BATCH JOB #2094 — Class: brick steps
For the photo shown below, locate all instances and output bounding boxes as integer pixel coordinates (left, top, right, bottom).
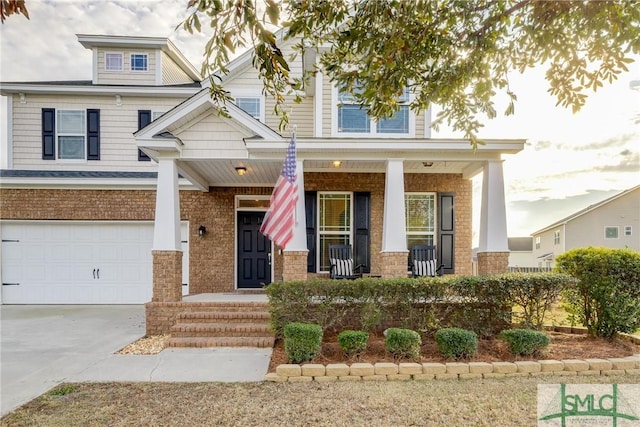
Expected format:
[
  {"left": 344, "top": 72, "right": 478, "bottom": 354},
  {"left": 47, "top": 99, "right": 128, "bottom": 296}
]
[{"left": 168, "top": 301, "right": 274, "bottom": 348}]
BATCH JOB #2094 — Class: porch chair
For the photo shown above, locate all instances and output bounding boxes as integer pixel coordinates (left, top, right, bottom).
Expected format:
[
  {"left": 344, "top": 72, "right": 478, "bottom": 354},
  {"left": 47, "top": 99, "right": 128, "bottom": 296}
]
[
  {"left": 328, "top": 244, "right": 364, "bottom": 280},
  {"left": 411, "top": 245, "right": 445, "bottom": 277}
]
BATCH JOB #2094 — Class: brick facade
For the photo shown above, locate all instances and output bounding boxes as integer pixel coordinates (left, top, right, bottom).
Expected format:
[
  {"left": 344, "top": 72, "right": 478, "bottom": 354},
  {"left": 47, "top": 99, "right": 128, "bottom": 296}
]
[
  {"left": 152, "top": 250, "right": 183, "bottom": 302},
  {"left": 379, "top": 252, "right": 410, "bottom": 278},
  {"left": 282, "top": 250, "right": 309, "bottom": 281},
  {"left": 477, "top": 252, "right": 510, "bottom": 275},
  {"left": 0, "top": 171, "right": 473, "bottom": 294}
]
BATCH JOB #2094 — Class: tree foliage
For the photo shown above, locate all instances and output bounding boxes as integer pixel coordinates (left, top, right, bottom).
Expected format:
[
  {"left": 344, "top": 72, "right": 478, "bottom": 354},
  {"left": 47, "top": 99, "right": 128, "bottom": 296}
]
[
  {"left": 1, "top": 0, "right": 28, "bottom": 23},
  {"left": 182, "top": 0, "right": 639, "bottom": 145}
]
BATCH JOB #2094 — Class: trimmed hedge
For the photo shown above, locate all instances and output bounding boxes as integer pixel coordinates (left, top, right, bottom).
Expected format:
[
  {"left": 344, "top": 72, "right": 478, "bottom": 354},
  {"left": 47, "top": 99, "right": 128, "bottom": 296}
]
[
  {"left": 434, "top": 327, "right": 478, "bottom": 359},
  {"left": 266, "top": 273, "right": 575, "bottom": 338},
  {"left": 283, "top": 322, "right": 323, "bottom": 363},
  {"left": 498, "top": 329, "right": 550, "bottom": 356},
  {"left": 385, "top": 328, "right": 421, "bottom": 359},
  {"left": 337, "top": 330, "right": 369, "bottom": 356}
]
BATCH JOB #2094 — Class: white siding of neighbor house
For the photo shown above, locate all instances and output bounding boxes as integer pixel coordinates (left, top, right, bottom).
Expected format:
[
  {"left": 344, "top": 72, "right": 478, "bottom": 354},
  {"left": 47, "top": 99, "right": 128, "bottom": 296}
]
[
  {"left": 161, "top": 52, "right": 195, "bottom": 85},
  {"left": 176, "top": 111, "right": 250, "bottom": 158},
  {"left": 9, "top": 94, "right": 186, "bottom": 170},
  {"left": 96, "top": 48, "right": 156, "bottom": 86},
  {"left": 508, "top": 251, "right": 538, "bottom": 268},
  {"left": 565, "top": 188, "right": 640, "bottom": 251},
  {"left": 532, "top": 227, "right": 563, "bottom": 268}
]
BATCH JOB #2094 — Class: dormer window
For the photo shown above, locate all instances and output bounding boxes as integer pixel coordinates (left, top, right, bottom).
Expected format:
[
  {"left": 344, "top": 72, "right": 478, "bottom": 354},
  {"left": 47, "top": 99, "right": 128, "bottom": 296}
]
[
  {"left": 130, "top": 54, "right": 148, "bottom": 71},
  {"left": 334, "top": 84, "right": 413, "bottom": 137},
  {"left": 105, "top": 53, "right": 123, "bottom": 71}
]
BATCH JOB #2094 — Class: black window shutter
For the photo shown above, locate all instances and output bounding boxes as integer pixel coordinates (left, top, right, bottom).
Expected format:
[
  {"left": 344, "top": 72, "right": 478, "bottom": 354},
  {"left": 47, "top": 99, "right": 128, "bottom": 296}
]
[
  {"left": 305, "top": 191, "right": 317, "bottom": 273},
  {"left": 86, "top": 109, "right": 100, "bottom": 160},
  {"left": 42, "top": 108, "right": 55, "bottom": 160},
  {"left": 353, "top": 192, "right": 371, "bottom": 273},
  {"left": 438, "top": 192, "right": 455, "bottom": 274},
  {"left": 137, "top": 110, "right": 152, "bottom": 161}
]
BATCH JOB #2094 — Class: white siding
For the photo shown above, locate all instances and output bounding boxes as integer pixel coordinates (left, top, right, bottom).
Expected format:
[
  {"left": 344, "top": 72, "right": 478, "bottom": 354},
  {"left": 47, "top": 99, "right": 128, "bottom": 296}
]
[
  {"left": 96, "top": 48, "right": 156, "bottom": 86},
  {"left": 10, "top": 94, "right": 185, "bottom": 170},
  {"left": 161, "top": 52, "right": 195, "bottom": 85},
  {"left": 177, "top": 112, "right": 249, "bottom": 158}
]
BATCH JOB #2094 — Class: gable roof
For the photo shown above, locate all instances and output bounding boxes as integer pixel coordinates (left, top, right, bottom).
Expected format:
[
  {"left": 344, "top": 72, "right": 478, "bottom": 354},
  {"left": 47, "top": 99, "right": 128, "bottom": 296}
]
[{"left": 532, "top": 185, "right": 640, "bottom": 235}]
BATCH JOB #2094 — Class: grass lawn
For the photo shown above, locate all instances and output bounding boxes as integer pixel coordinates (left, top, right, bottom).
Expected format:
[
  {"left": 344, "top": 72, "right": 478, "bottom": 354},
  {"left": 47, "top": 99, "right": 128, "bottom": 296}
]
[{"left": 2, "top": 374, "right": 638, "bottom": 427}]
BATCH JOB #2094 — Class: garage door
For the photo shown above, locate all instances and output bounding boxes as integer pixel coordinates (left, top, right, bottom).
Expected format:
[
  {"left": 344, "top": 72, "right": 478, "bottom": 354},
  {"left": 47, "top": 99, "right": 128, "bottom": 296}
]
[{"left": 1, "top": 221, "right": 188, "bottom": 304}]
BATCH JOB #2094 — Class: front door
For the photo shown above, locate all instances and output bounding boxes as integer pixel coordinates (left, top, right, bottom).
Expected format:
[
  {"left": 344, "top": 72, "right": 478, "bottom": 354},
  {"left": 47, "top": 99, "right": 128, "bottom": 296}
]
[{"left": 237, "top": 212, "right": 272, "bottom": 288}]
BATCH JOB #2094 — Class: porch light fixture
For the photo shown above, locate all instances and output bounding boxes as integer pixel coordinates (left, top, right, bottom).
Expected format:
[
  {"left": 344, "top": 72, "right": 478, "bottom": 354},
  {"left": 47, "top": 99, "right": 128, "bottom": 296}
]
[
  {"left": 235, "top": 167, "right": 247, "bottom": 176},
  {"left": 423, "top": 162, "right": 434, "bottom": 167},
  {"left": 198, "top": 225, "right": 207, "bottom": 237},
  {"left": 332, "top": 160, "right": 342, "bottom": 168}
]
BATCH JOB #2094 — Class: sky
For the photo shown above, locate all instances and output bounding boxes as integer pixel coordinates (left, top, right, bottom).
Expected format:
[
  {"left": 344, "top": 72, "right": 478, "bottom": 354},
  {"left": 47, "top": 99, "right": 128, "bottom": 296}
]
[{"left": 1, "top": 0, "right": 639, "bottom": 241}]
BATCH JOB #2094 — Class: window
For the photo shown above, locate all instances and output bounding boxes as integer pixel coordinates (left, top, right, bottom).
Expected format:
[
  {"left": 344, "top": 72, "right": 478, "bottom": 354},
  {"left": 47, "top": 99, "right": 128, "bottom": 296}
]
[
  {"left": 625, "top": 226, "right": 632, "bottom": 236},
  {"left": 236, "top": 97, "right": 262, "bottom": 120},
  {"left": 405, "top": 193, "right": 436, "bottom": 249},
  {"left": 130, "top": 54, "right": 148, "bottom": 71},
  {"left": 605, "top": 226, "right": 619, "bottom": 239},
  {"left": 535, "top": 236, "right": 541, "bottom": 249},
  {"left": 336, "top": 84, "right": 410, "bottom": 135},
  {"left": 318, "top": 193, "right": 352, "bottom": 272},
  {"left": 105, "top": 53, "right": 123, "bottom": 71},
  {"left": 553, "top": 230, "right": 560, "bottom": 245},
  {"left": 57, "top": 110, "right": 86, "bottom": 160}
]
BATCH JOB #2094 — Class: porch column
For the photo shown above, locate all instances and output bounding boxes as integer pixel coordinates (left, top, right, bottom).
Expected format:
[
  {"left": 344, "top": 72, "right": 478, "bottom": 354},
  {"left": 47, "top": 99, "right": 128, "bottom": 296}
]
[
  {"left": 152, "top": 157, "right": 182, "bottom": 302},
  {"left": 477, "top": 160, "right": 509, "bottom": 275},
  {"left": 282, "top": 159, "right": 308, "bottom": 281},
  {"left": 380, "top": 159, "right": 409, "bottom": 278}
]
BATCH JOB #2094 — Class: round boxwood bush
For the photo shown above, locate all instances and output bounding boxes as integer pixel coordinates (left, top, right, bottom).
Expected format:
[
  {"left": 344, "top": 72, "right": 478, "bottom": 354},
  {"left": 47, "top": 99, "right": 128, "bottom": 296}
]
[
  {"left": 338, "top": 330, "right": 369, "bottom": 356},
  {"left": 434, "top": 327, "right": 478, "bottom": 359},
  {"left": 498, "top": 328, "right": 551, "bottom": 356},
  {"left": 384, "top": 328, "right": 422, "bottom": 359},
  {"left": 283, "top": 322, "right": 323, "bottom": 363}
]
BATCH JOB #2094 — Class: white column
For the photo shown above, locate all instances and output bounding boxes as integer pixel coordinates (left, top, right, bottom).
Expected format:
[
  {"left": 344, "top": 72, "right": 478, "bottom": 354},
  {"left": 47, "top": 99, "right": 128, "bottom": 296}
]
[
  {"left": 284, "top": 159, "right": 308, "bottom": 252},
  {"left": 153, "top": 157, "right": 181, "bottom": 251},
  {"left": 381, "top": 159, "right": 408, "bottom": 252},
  {"left": 478, "top": 160, "right": 509, "bottom": 252}
]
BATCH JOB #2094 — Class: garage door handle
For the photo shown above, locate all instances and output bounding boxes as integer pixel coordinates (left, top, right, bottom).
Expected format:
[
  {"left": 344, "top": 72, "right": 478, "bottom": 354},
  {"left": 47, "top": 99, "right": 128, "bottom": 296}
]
[
  {"left": 96, "top": 269, "right": 100, "bottom": 279},
  {"left": 93, "top": 269, "right": 96, "bottom": 279},
  {"left": 2, "top": 283, "right": 20, "bottom": 286}
]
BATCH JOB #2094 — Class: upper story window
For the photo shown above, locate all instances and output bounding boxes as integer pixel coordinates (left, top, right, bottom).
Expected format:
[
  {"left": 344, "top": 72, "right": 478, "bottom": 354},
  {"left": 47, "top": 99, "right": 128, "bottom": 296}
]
[
  {"left": 57, "top": 110, "right": 85, "bottom": 160},
  {"left": 130, "top": 54, "right": 148, "bottom": 71},
  {"left": 535, "top": 236, "right": 541, "bottom": 249},
  {"left": 625, "top": 226, "right": 632, "bottom": 236},
  {"left": 236, "top": 97, "right": 263, "bottom": 121},
  {"left": 42, "top": 108, "right": 100, "bottom": 162},
  {"left": 553, "top": 230, "right": 560, "bottom": 245},
  {"left": 605, "top": 226, "right": 619, "bottom": 239},
  {"left": 335, "top": 84, "right": 412, "bottom": 137},
  {"left": 105, "top": 53, "right": 123, "bottom": 71}
]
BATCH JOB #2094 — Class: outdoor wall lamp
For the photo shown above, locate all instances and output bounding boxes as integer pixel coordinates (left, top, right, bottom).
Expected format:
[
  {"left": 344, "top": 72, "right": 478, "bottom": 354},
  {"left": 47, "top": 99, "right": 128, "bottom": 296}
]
[
  {"left": 423, "top": 161, "right": 434, "bottom": 167},
  {"left": 235, "top": 167, "right": 247, "bottom": 176},
  {"left": 332, "top": 160, "right": 342, "bottom": 168},
  {"left": 198, "top": 225, "right": 207, "bottom": 237}
]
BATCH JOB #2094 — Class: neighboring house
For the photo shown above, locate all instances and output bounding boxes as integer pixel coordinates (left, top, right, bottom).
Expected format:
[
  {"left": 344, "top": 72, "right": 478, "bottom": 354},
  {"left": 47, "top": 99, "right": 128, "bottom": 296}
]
[
  {"left": 507, "top": 237, "right": 537, "bottom": 269},
  {"left": 531, "top": 185, "right": 640, "bottom": 268},
  {"left": 0, "top": 33, "right": 524, "bottom": 307}
]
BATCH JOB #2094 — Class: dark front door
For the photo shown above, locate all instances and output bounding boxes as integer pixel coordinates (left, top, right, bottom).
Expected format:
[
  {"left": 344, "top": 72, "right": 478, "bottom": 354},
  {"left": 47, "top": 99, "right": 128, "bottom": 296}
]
[{"left": 237, "top": 212, "right": 272, "bottom": 288}]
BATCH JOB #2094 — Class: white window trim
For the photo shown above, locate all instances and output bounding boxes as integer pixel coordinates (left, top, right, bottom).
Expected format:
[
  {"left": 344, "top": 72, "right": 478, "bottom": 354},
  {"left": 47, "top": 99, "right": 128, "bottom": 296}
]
[
  {"left": 624, "top": 226, "right": 633, "bottom": 236},
  {"left": 405, "top": 192, "right": 437, "bottom": 241},
  {"left": 331, "top": 84, "right": 415, "bottom": 138},
  {"left": 553, "top": 230, "right": 560, "bottom": 245},
  {"left": 130, "top": 53, "right": 148, "bottom": 72},
  {"left": 604, "top": 226, "right": 619, "bottom": 239},
  {"left": 535, "top": 236, "right": 541, "bottom": 249},
  {"left": 56, "top": 109, "right": 87, "bottom": 163},
  {"left": 317, "top": 191, "right": 353, "bottom": 273},
  {"left": 105, "top": 52, "right": 123, "bottom": 72},
  {"left": 232, "top": 91, "right": 265, "bottom": 123}
]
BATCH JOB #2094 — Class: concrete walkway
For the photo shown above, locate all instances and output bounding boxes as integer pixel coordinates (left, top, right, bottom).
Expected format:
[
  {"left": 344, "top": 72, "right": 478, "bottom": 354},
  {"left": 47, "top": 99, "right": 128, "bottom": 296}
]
[{"left": 0, "top": 305, "right": 272, "bottom": 416}]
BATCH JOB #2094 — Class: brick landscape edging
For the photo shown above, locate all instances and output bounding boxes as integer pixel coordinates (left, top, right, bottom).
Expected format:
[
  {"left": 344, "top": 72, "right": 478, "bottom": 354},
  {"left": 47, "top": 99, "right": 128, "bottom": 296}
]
[{"left": 265, "top": 355, "right": 640, "bottom": 382}]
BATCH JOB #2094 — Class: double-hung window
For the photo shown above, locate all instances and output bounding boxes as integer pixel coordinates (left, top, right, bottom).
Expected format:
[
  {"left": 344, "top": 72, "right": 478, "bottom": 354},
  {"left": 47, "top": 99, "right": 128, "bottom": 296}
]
[
  {"left": 553, "top": 230, "right": 560, "bottom": 245},
  {"left": 318, "top": 192, "right": 352, "bottom": 272},
  {"left": 42, "top": 108, "right": 100, "bottom": 161},
  {"left": 130, "top": 54, "right": 148, "bottom": 71},
  {"left": 405, "top": 193, "right": 436, "bottom": 249},
  {"left": 57, "top": 110, "right": 86, "bottom": 160}
]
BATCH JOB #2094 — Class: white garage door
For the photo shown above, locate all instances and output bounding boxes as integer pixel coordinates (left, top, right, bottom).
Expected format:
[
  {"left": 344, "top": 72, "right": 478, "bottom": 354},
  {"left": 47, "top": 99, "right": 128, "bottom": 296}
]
[{"left": 1, "top": 221, "right": 189, "bottom": 304}]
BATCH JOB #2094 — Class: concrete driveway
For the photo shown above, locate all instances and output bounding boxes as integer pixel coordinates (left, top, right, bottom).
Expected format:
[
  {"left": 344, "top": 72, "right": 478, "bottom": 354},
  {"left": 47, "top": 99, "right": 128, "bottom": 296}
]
[{"left": 0, "top": 305, "right": 271, "bottom": 416}]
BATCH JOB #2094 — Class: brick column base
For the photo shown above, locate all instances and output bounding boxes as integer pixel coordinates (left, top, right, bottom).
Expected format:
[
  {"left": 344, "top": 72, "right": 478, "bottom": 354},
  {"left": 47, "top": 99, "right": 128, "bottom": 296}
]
[
  {"left": 379, "top": 251, "right": 409, "bottom": 279},
  {"left": 282, "top": 250, "right": 308, "bottom": 281},
  {"left": 152, "top": 250, "right": 182, "bottom": 302},
  {"left": 477, "top": 251, "right": 509, "bottom": 275}
]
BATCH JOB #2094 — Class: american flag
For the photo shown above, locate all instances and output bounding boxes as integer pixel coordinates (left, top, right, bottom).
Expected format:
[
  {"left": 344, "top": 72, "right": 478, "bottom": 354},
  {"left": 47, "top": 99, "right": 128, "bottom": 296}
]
[{"left": 260, "top": 133, "right": 298, "bottom": 249}]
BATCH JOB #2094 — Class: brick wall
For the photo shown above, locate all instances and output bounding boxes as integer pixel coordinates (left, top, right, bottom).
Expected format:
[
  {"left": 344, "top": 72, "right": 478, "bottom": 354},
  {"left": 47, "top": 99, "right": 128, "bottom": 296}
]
[{"left": 0, "top": 172, "right": 472, "bottom": 295}]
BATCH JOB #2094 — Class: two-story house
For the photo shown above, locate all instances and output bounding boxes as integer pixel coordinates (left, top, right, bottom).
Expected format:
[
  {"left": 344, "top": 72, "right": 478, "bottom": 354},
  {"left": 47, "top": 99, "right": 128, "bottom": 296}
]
[
  {"left": 531, "top": 185, "right": 640, "bottom": 268},
  {"left": 1, "top": 34, "right": 524, "bottom": 310}
]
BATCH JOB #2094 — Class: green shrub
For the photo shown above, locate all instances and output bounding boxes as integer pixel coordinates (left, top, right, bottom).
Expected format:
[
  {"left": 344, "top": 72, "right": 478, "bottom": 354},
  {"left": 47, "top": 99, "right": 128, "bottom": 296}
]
[
  {"left": 556, "top": 247, "right": 640, "bottom": 338},
  {"left": 498, "top": 329, "right": 551, "bottom": 356},
  {"left": 283, "top": 322, "right": 323, "bottom": 363},
  {"left": 384, "top": 328, "right": 422, "bottom": 359},
  {"left": 337, "top": 330, "right": 369, "bottom": 356},
  {"left": 434, "top": 328, "right": 478, "bottom": 359},
  {"left": 507, "top": 273, "right": 574, "bottom": 329}
]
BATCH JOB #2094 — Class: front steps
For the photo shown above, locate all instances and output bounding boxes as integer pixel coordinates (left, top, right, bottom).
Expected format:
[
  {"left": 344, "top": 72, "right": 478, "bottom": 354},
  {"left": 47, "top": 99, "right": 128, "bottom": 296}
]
[{"left": 167, "top": 302, "right": 274, "bottom": 348}]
